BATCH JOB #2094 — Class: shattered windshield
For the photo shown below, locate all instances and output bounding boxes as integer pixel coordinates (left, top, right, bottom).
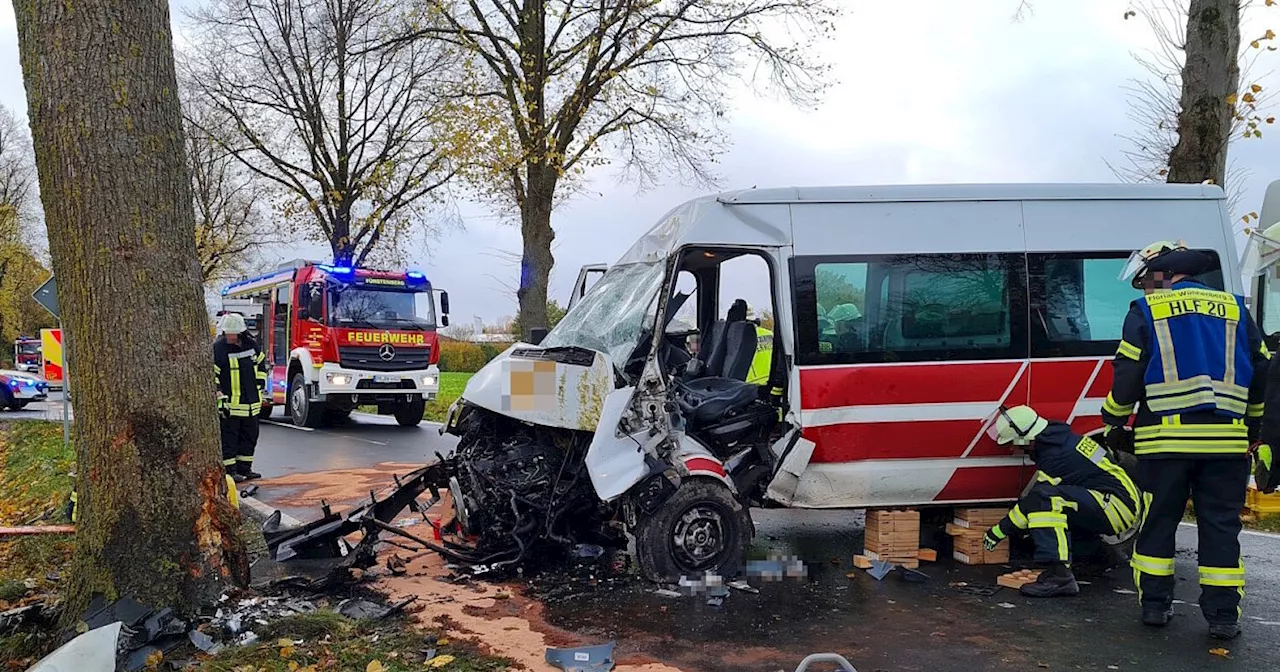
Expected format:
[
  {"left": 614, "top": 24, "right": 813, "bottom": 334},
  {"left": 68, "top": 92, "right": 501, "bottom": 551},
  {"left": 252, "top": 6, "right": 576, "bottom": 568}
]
[{"left": 540, "top": 261, "right": 666, "bottom": 366}]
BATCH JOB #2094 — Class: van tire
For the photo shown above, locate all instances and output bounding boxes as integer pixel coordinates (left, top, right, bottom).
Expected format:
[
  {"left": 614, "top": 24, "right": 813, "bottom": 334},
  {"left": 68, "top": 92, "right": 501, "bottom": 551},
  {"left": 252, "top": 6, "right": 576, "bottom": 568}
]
[
  {"left": 289, "top": 373, "right": 325, "bottom": 428},
  {"left": 394, "top": 396, "right": 426, "bottom": 427},
  {"left": 634, "top": 479, "right": 752, "bottom": 583}
]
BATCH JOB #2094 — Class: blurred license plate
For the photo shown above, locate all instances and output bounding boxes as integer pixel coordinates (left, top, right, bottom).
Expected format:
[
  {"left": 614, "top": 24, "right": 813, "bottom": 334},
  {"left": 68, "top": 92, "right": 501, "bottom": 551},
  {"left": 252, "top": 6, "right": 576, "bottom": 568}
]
[{"left": 373, "top": 375, "right": 399, "bottom": 384}]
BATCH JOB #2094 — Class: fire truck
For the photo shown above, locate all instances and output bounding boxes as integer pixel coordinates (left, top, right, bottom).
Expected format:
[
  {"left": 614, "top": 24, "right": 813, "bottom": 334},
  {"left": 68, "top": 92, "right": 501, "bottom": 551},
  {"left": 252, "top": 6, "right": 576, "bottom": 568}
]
[
  {"left": 220, "top": 260, "right": 449, "bottom": 428},
  {"left": 13, "top": 336, "right": 40, "bottom": 374}
]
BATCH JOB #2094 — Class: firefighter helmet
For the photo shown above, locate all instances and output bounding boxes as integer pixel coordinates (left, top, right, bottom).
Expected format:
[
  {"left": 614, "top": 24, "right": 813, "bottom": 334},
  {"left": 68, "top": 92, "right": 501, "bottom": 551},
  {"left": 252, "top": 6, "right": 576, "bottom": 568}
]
[
  {"left": 218, "top": 313, "right": 247, "bottom": 335},
  {"left": 986, "top": 405, "right": 1049, "bottom": 446},
  {"left": 1118, "top": 239, "right": 1215, "bottom": 289}
]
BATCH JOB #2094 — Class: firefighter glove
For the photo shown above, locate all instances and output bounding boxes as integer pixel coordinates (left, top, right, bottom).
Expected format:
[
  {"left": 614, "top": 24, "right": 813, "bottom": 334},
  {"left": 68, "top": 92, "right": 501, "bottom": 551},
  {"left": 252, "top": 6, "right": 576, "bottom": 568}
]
[
  {"left": 983, "top": 524, "right": 1005, "bottom": 552},
  {"left": 1254, "top": 443, "right": 1276, "bottom": 494},
  {"left": 1103, "top": 425, "right": 1135, "bottom": 454}
]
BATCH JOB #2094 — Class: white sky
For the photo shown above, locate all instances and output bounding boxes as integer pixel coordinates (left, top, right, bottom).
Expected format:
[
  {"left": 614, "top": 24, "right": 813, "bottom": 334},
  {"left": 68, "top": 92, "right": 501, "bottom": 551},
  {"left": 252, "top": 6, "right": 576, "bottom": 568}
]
[{"left": 1, "top": 1, "right": 1279, "bottom": 323}]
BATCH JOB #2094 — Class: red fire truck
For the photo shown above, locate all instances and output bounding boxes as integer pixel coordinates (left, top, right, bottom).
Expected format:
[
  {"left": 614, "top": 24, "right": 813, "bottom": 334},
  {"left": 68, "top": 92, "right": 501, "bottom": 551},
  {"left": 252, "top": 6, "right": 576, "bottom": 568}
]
[
  {"left": 221, "top": 260, "right": 449, "bottom": 428},
  {"left": 13, "top": 337, "right": 40, "bottom": 374}
]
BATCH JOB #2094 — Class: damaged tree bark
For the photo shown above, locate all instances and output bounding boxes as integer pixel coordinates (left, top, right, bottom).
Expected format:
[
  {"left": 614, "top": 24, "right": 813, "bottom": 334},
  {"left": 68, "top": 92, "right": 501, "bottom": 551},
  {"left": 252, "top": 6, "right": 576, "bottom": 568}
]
[
  {"left": 1167, "top": 0, "right": 1241, "bottom": 188},
  {"left": 12, "top": 0, "right": 248, "bottom": 618}
]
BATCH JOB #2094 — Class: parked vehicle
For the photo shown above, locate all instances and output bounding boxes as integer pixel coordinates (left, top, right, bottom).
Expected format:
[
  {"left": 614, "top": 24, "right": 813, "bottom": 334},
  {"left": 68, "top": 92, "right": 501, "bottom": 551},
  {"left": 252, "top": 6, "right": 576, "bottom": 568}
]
[
  {"left": 438, "top": 182, "right": 1243, "bottom": 581},
  {"left": 12, "top": 337, "right": 40, "bottom": 374},
  {"left": 221, "top": 260, "right": 450, "bottom": 428},
  {"left": 0, "top": 369, "right": 48, "bottom": 410}
]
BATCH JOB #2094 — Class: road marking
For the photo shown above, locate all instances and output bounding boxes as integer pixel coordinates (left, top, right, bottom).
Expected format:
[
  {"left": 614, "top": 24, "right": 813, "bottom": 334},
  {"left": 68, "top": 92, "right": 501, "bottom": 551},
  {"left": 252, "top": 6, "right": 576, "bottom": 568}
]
[
  {"left": 262, "top": 420, "right": 315, "bottom": 432},
  {"left": 1179, "top": 521, "right": 1280, "bottom": 540},
  {"left": 336, "top": 434, "right": 388, "bottom": 446}
]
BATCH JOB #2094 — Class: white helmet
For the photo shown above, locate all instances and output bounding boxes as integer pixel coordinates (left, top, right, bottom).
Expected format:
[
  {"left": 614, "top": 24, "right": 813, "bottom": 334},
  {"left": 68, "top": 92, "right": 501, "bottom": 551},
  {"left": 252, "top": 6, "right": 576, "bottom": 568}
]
[
  {"left": 218, "top": 313, "right": 247, "bottom": 335},
  {"left": 984, "top": 405, "right": 1049, "bottom": 446}
]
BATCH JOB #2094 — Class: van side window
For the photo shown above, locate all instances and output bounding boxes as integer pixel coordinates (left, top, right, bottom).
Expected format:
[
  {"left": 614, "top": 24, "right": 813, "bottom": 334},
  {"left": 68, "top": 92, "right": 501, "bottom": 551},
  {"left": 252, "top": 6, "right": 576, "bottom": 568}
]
[
  {"left": 792, "top": 253, "right": 1028, "bottom": 365},
  {"left": 1027, "top": 250, "right": 1224, "bottom": 357}
]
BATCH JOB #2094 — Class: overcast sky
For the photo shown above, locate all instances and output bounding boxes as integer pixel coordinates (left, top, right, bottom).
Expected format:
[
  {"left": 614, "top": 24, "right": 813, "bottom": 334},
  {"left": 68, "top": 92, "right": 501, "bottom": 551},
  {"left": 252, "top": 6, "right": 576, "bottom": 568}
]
[{"left": 2, "top": 1, "right": 1279, "bottom": 324}]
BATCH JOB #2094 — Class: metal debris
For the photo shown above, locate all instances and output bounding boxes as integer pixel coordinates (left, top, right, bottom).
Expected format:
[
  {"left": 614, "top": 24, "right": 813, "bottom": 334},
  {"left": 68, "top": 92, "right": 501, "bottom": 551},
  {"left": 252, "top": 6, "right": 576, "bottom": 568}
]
[
  {"left": 546, "top": 641, "right": 616, "bottom": 672},
  {"left": 728, "top": 580, "right": 759, "bottom": 594}
]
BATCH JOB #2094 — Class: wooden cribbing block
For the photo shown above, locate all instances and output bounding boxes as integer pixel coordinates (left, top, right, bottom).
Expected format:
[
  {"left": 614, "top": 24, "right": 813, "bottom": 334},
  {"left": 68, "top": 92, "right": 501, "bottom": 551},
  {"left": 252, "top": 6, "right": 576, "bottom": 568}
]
[
  {"left": 853, "top": 555, "right": 873, "bottom": 569},
  {"left": 997, "top": 569, "right": 1044, "bottom": 590},
  {"left": 917, "top": 548, "right": 937, "bottom": 562}
]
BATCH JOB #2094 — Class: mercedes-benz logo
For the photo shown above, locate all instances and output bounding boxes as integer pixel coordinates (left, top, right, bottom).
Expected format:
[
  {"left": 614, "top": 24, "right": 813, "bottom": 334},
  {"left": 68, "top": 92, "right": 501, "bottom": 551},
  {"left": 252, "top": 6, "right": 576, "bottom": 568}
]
[{"left": 378, "top": 343, "right": 396, "bottom": 361}]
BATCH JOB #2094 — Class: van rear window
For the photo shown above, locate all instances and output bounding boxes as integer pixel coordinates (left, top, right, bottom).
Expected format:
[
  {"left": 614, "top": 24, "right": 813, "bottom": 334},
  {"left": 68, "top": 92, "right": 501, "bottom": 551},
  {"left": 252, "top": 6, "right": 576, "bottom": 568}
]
[
  {"left": 792, "top": 253, "right": 1029, "bottom": 365},
  {"left": 1028, "top": 250, "right": 1224, "bottom": 357}
]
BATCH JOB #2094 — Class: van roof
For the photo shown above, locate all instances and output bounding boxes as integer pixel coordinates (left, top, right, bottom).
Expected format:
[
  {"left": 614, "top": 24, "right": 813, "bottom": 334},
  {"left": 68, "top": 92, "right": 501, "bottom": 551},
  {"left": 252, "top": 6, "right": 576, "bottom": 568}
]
[
  {"left": 717, "top": 182, "right": 1225, "bottom": 205},
  {"left": 613, "top": 182, "right": 1228, "bottom": 266}
]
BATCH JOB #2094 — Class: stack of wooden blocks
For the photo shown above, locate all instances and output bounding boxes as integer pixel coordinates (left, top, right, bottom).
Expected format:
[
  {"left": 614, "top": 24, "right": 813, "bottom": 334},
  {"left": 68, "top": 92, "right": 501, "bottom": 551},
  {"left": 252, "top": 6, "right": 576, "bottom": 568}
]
[
  {"left": 861, "top": 509, "right": 922, "bottom": 569},
  {"left": 946, "top": 507, "right": 1010, "bottom": 565}
]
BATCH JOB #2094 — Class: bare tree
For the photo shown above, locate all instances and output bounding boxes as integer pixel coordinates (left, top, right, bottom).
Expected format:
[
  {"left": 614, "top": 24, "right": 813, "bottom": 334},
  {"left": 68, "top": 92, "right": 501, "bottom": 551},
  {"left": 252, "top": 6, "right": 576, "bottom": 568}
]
[
  {"left": 398, "top": 0, "right": 840, "bottom": 338},
  {"left": 182, "top": 0, "right": 471, "bottom": 268},
  {"left": 0, "top": 106, "right": 35, "bottom": 222},
  {"left": 1108, "top": 0, "right": 1277, "bottom": 212},
  {"left": 181, "top": 91, "right": 282, "bottom": 285}
]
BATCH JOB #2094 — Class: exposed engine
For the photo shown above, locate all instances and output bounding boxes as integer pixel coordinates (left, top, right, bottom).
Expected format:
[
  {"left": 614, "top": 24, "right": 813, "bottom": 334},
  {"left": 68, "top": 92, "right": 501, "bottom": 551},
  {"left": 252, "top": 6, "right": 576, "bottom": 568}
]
[{"left": 444, "top": 409, "right": 615, "bottom": 574}]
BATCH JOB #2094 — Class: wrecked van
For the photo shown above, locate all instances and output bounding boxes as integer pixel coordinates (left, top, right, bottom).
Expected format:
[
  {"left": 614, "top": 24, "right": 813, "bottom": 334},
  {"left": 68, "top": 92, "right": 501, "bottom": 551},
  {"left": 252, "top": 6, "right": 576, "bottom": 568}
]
[{"left": 438, "top": 182, "right": 1245, "bottom": 582}]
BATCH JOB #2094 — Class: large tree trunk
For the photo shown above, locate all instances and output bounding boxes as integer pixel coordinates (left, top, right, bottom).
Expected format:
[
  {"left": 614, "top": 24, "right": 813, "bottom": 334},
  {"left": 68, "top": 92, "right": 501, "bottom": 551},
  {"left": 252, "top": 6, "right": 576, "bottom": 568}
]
[
  {"left": 12, "top": 0, "right": 248, "bottom": 617},
  {"left": 1167, "top": 0, "right": 1240, "bottom": 188},
  {"left": 516, "top": 168, "right": 556, "bottom": 340}
]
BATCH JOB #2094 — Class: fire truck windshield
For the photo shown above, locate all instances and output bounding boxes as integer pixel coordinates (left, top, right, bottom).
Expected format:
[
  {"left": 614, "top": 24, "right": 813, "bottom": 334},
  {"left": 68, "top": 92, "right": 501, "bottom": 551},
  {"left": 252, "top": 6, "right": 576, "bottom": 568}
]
[
  {"left": 327, "top": 286, "right": 436, "bottom": 330},
  {"left": 17, "top": 343, "right": 39, "bottom": 355}
]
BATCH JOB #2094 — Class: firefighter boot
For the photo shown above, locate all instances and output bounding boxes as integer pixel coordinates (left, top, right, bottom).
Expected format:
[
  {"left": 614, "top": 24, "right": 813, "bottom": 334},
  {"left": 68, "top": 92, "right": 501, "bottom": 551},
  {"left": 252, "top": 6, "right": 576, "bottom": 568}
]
[
  {"left": 1020, "top": 563, "right": 1080, "bottom": 598},
  {"left": 238, "top": 462, "right": 262, "bottom": 481},
  {"left": 1209, "top": 623, "right": 1242, "bottom": 640},
  {"left": 1142, "top": 605, "right": 1174, "bottom": 627}
]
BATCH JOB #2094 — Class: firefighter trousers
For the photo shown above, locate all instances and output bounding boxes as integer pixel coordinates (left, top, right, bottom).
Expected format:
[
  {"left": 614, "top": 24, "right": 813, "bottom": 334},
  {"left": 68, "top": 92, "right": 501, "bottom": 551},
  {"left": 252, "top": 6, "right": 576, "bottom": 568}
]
[
  {"left": 1017, "top": 482, "right": 1119, "bottom": 565},
  {"left": 219, "top": 415, "right": 260, "bottom": 473},
  {"left": 1132, "top": 456, "right": 1249, "bottom": 626}
]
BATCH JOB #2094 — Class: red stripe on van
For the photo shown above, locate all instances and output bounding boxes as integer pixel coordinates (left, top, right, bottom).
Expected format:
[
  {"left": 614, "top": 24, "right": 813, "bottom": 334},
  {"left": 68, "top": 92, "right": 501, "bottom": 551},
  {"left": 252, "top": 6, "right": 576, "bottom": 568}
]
[
  {"left": 804, "top": 421, "right": 982, "bottom": 462},
  {"left": 1087, "top": 362, "right": 1115, "bottom": 397},
  {"left": 932, "top": 465, "right": 1030, "bottom": 503},
  {"left": 1027, "top": 359, "right": 1102, "bottom": 422},
  {"left": 799, "top": 362, "right": 1024, "bottom": 409}
]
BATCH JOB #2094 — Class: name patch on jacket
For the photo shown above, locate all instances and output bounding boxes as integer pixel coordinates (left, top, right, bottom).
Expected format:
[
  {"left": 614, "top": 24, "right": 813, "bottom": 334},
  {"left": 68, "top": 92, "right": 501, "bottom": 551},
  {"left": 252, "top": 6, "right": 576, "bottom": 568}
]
[{"left": 1146, "top": 289, "right": 1239, "bottom": 322}]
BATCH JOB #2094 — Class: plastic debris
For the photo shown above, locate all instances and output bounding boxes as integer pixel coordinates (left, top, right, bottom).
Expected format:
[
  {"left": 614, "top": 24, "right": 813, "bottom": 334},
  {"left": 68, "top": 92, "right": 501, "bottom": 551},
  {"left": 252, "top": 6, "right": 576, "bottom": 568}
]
[
  {"left": 27, "top": 621, "right": 122, "bottom": 672},
  {"left": 188, "top": 629, "right": 222, "bottom": 654},
  {"left": 728, "top": 580, "right": 759, "bottom": 594},
  {"left": 653, "top": 588, "right": 682, "bottom": 598},
  {"left": 866, "top": 560, "right": 894, "bottom": 581},
  {"left": 546, "top": 641, "right": 616, "bottom": 672},
  {"left": 1113, "top": 588, "right": 1138, "bottom": 595},
  {"left": 337, "top": 598, "right": 392, "bottom": 620},
  {"left": 997, "top": 602, "right": 1017, "bottom": 609},
  {"left": 573, "top": 544, "right": 606, "bottom": 559},
  {"left": 746, "top": 553, "right": 808, "bottom": 582}
]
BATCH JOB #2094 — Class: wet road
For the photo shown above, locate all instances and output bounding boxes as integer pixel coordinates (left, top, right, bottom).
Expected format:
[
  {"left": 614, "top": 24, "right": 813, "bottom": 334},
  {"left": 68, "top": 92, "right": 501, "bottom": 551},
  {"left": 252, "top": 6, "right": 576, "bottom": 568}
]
[
  {"left": 244, "top": 418, "right": 1280, "bottom": 671},
  {"left": 253, "top": 408, "right": 458, "bottom": 479},
  {"left": 536, "top": 510, "right": 1280, "bottom": 672}
]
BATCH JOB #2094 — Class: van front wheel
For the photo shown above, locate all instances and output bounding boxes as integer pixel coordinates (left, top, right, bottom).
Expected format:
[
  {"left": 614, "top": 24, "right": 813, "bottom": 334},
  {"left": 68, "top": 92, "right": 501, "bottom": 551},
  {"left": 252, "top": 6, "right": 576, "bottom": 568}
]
[{"left": 634, "top": 479, "right": 752, "bottom": 583}]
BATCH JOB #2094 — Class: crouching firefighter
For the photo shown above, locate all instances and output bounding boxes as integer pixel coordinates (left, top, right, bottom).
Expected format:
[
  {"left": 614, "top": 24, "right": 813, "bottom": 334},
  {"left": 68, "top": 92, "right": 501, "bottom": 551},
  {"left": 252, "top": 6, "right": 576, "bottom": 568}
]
[
  {"left": 213, "top": 313, "right": 268, "bottom": 483},
  {"left": 1103, "top": 240, "right": 1269, "bottom": 640},
  {"left": 981, "top": 405, "right": 1141, "bottom": 598}
]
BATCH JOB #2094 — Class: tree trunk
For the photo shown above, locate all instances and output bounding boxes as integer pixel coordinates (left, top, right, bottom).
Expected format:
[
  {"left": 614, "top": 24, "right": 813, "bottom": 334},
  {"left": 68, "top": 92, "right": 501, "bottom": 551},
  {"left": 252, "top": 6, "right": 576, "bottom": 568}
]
[
  {"left": 516, "top": 168, "right": 556, "bottom": 340},
  {"left": 12, "top": 0, "right": 248, "bottom": 618},
  {"left": 1167, "top": 0, "right": 1240, "bottom": 188}
]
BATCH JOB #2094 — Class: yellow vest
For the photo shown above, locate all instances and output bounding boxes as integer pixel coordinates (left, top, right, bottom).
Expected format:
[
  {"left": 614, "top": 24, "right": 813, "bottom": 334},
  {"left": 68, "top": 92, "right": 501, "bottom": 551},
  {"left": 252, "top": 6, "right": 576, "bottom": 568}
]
[{"left": 747, "top": 327, "right": 773, "bottom": 385}]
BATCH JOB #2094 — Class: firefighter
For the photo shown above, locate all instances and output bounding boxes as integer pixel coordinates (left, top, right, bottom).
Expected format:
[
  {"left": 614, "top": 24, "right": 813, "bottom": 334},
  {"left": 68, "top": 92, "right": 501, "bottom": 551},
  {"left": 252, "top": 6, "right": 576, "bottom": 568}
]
[
  {"left": 1102, "top": 240, "right": 1269, "bottom": 640},
  {"left": 1253, "top": 222, "right": 1280, "bottom": 496},
  {"left": 214, "top": 313, "right": 268, "bottom": 483},
  {"left": 744, "top": 304, "right": 773, "bottom": 386},
  {"left": 981, "top": 405, "right": 1141, "bottom": 598}
]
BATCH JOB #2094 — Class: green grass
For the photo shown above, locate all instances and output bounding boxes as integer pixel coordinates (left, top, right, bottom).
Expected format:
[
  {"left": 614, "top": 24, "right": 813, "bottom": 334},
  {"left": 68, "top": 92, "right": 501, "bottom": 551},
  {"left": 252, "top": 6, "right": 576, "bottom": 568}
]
[
  {"left": 0, "top": 422, "right": 75, "bottom": 584},
  {"left": 425, "top": 372, "right": 472, "bottom": 423},
  {"left": 198, "top": 612, "right": 511, "bottom": 671}
]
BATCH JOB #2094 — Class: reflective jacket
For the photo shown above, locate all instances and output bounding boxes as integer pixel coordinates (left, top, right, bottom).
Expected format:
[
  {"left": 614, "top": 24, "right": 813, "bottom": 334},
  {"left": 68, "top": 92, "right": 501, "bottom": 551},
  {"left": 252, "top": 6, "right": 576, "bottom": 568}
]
[
  {"left": 747, "top": 326, "right": 773, "bottom": 385},
  {"left": 1102, "top": 280, "right": 1269, "bottom": 457},
  {"left": 213, "top": 334, "right": 268, "bottom": 417},
  {"left": 994, "top": 423, "right": 1141, "bottom": 538}
]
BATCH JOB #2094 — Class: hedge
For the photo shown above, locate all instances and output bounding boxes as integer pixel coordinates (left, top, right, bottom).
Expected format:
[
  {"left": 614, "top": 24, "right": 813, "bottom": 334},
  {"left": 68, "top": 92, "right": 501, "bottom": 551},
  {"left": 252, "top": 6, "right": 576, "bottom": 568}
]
[{"left": 438, "top": 339, "right": 507, "bottom": 373}]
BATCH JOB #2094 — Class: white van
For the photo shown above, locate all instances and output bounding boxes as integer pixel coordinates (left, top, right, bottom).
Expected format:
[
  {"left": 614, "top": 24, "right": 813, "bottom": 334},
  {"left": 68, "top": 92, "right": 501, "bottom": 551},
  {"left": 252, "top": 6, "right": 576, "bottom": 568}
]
[{"left": 439, "top": 182, "right": 1244, "bottom": 581}]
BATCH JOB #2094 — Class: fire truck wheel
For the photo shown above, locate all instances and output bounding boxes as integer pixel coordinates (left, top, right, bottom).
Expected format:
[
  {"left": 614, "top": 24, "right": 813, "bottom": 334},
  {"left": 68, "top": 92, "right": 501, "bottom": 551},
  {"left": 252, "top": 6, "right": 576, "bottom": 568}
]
[
  {"left": 393, "top": 395, "right": 426, "bottom": 427},
  {"left": 289, "top": 373, "right": 325, "bottom": 428},
  {"left": 634, "top": 479, "right": 752, "bottom": 583}
]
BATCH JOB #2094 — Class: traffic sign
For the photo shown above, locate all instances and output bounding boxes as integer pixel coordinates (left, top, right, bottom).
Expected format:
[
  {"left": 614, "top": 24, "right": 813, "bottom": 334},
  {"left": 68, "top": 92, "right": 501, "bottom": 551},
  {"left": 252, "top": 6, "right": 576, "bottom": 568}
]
[{"left": 32, "top": 276, "right": 58, "bottom": 319}]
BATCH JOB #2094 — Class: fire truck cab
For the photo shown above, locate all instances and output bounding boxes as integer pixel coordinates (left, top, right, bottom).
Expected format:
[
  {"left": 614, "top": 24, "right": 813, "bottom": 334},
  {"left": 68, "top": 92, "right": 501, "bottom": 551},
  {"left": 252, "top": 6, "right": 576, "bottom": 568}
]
[
  {"left": 13, "top": 337, "right": 40, "bottom": 374},
  {"left": 222, "top": 260, "right": 448, "bottom": 428}
]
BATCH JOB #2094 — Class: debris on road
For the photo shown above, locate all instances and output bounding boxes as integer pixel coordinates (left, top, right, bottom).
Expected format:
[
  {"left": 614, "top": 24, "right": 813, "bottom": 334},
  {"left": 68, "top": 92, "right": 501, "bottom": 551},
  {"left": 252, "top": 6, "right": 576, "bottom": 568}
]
[
  {"left": 728, "top": 579, "right": 759, "bottom": 594},
  {"left": 546, "top": 641, "right": 616, "bottom": 672},
  {"left": 997, "top": 602, "right": 1017, "bottom": 609},
  {"left": 746, "top": 553, "right": 808, "bottom": 581},
  {"left": 997, "top": 569, "right": 1044, "bottom": 590}
]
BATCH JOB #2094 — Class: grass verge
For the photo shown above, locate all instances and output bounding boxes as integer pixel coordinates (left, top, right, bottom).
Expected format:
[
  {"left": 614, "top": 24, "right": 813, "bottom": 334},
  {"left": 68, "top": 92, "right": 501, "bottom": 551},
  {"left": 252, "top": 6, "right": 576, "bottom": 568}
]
[
  {"left": 198, "top": 612, "right": 511, "bottom": 672},
  {"left": 424, "top": 372, "right": 472, "bottom": 423},
  {"left": 0, "top": 421, "right": 74, "bottom": 585}
]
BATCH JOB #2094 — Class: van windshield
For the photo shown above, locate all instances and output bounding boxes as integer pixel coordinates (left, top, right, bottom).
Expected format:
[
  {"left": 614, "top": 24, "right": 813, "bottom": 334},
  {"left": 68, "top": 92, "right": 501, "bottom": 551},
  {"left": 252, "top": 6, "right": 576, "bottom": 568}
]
[{"left": 540, "top": 261, "right": 665, "bottom": 365}]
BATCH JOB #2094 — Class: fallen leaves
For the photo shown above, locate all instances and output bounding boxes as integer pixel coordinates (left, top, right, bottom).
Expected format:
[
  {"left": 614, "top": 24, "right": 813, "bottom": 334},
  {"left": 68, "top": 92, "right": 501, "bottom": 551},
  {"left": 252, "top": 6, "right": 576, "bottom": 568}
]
[
  {"left": 1209, "top": 647, "right": 1230, "bottom": 658},
  {"left": 428, "top": 654, "right": 457, "bottom": 668},
  {"left": 366, "top": 660, "right": 387, "bottom": 672}
]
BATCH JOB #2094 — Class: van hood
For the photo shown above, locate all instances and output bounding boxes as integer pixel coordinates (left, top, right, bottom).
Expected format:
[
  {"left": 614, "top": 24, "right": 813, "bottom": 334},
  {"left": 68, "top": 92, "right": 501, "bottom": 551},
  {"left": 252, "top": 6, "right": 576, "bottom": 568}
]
[{"left": 457, "top": 342, "right": 615, "bottom": 432}]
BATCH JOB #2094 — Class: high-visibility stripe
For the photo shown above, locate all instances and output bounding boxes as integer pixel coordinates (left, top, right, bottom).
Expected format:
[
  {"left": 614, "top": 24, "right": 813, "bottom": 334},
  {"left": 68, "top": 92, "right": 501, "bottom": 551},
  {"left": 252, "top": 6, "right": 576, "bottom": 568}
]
[
  {"left": 1248, "top": 402, "right": 1265, "bottom": 418},
  {"left": 1134, "top": 420, "right": 1249, "bottom": 455},
  {"left": 1027, "top": 511, "right": 1068, "bottom": 528},
  {"left": 1116, "top": 340, "right": 1142, "bottom": 361},
  {"left": 1008, "top": 505, "right": 1029, "bottom": 529},
  {"left": 235, "top": 456, "right": 254, "bottom": 463},
  {"left": 1153, "top": 319, "right": 1179, "bottom": 383},
  {"left": 1199, "top": 562, "right": 1245, "bottom": 588},
  {"left": 223, "top": 458, "right": 237, "bottom": 466},
  {"left": 1132, "top": 553, "right": 1175, "bottom": 577},
  {"left": 1035, "top": 470, "right": 1062, "bottom": 485},
  {"left": 1103, "top": 393, "right": 1134, "bottom": 418}
]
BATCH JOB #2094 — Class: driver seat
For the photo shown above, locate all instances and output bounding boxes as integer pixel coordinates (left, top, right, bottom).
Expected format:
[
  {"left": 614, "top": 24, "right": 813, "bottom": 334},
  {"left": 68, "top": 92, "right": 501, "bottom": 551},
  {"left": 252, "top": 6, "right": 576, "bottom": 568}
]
[{"left": 677, "top": 299, "right": 761, "bottom": 428}]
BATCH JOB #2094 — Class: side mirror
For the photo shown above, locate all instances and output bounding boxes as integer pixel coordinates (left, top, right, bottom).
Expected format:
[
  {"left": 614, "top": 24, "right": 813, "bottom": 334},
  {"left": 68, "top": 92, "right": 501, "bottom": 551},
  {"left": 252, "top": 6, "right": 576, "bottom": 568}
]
[
  {"left": 439, "top": 291, "right": 450, "bottom": 316},
  {"left": 440, "top": 315, "right": 450, "bottom": 327},
  {"left": 529, "top": 328, "right": 548, "bottom": 346}
]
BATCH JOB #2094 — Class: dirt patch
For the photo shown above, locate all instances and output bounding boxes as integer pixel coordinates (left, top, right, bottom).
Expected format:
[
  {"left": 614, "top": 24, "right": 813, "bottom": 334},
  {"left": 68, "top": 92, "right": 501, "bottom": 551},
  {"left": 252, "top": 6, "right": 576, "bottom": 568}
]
[
  {"left": 376, "top": 520, "right": 683, "bottom": 672},
  {"left": 255, "top": 462, "right": 425, "bottom": 512}
]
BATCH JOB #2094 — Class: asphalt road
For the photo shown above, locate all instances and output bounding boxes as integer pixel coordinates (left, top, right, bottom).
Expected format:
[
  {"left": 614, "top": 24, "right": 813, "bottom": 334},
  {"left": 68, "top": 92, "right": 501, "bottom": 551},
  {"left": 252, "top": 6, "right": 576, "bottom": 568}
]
[{"left": 253, "top": 407, "right": 458, "bottom": 479}]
